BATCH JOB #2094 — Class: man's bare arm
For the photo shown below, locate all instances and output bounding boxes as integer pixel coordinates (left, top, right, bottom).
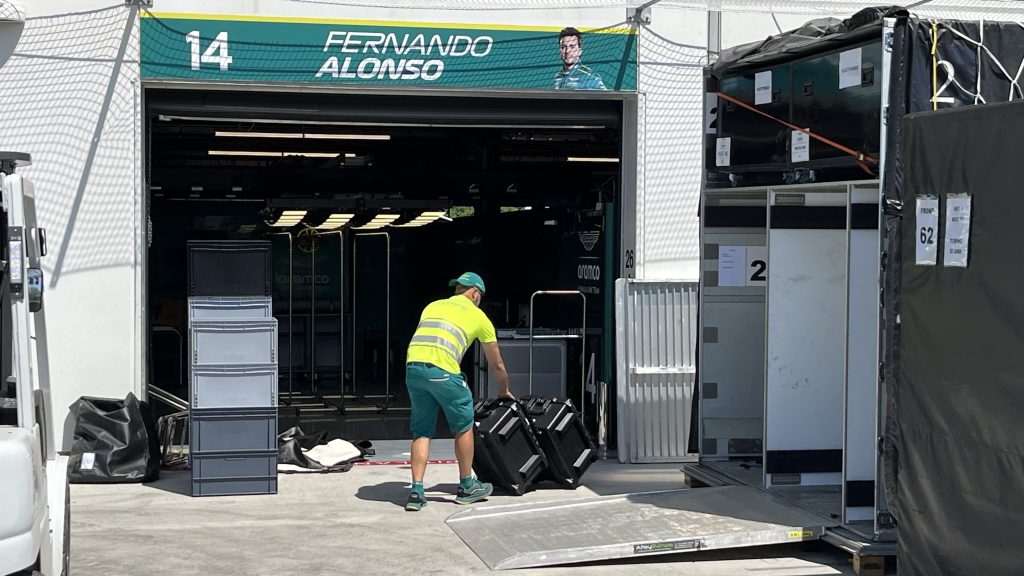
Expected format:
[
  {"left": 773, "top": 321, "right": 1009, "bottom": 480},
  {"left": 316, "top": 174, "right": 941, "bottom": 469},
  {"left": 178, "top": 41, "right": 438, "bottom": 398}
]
[{"left": 482, "top": 341, "right": 513, "bottom": 399}]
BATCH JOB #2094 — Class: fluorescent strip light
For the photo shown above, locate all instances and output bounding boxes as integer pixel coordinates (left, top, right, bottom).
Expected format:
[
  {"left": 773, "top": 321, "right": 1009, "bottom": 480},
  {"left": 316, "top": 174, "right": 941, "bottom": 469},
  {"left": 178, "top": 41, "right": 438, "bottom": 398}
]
[
  {"left": 344, "top": 153, "right": 357, "bottom": 158},
  {"left": 303, "top": 133, "right": 390, "bottom": 141},
  {"left": 393, "top": 210, "right": 451, "bottom": 228},
  {"left": 215, "top": 131, "right": 390, "bottom": 141},
  {"left": 270, "top": 210, "right": 307, "bottom": 227},
  {"left": 190, "top": 185, "right": 203, "bottom": 192},
  {"left": 316, "top": 213, "right": 355, "bottom": 230},
  {"left": 282, "top": 152, "right": 339, "bottom": 158},
  {"left": 215, "top": 131, "right": 303, "bottom": 139},
  {"left": 209, "top": 150, "right": 279, "bottom": 157},
  {"left": 209, "top": 150, "right": 341, "bottom": 158},
  {"left": 567, "top": 156, "right": 620, "bottom": 163},
  {"left": 231, "top": 186, "right": 243, "bottom": 192},
  {"left": 150, "top": 185, "right": 162, "bottom": 191},
  {"left": 354, "top": 214, "right": 399, "bottom": 229}
]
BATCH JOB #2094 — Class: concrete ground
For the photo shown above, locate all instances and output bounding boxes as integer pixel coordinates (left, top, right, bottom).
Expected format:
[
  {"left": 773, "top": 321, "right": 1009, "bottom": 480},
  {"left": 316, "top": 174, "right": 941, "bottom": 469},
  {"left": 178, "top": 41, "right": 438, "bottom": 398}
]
[{"left": 70, "top": 441, "right": 863, "bottom": 576}]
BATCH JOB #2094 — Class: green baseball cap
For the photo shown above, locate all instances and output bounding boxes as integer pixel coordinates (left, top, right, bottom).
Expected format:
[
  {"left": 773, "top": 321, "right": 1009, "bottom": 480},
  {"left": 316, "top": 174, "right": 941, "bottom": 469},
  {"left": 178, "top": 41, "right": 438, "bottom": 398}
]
[{"left": 449, "top": 272, "right": 486, "bottom": 294}]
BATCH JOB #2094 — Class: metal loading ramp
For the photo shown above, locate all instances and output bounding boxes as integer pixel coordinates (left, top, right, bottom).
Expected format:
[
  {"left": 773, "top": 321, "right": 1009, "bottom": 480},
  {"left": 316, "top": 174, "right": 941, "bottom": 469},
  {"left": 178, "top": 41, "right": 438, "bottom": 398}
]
[{"left": 446, "top": 486, "right": 839, "bottom": 570}]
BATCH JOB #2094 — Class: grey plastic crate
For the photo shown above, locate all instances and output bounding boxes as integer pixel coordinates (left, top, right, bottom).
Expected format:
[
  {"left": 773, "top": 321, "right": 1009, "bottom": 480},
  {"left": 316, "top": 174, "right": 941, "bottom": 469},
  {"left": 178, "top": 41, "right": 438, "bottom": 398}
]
[
  {"left": 190, "top": 408, "right": 277, "bottom": 453},
  {"left": 192, "top": 364, "right": 277, "bottom": 410},
  {"left": 187, "top": 240, "right": 271, "bottom": 297},
  {"left": 191, "top": 450, "right": 277, "bottom": 497},
  {"left": 191, "top": 319, "right": 277, "bottom": 366},
  {"left": 188, "top": 297, "right": 273, "bottom": 321}
]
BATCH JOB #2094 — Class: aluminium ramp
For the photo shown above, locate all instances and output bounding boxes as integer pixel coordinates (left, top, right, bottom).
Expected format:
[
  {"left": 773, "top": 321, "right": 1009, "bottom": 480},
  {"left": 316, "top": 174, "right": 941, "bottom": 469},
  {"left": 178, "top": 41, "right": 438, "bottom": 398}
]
[{"left": 446, "top": 486, "right": 838, "bottom": 570}]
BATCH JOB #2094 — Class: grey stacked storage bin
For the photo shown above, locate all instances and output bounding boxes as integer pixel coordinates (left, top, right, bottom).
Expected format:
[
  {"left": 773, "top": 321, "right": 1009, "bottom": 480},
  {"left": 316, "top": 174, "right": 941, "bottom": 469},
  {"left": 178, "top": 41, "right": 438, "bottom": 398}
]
[{"left": 187, "top": 241, "right": 278, "bottom": 497}]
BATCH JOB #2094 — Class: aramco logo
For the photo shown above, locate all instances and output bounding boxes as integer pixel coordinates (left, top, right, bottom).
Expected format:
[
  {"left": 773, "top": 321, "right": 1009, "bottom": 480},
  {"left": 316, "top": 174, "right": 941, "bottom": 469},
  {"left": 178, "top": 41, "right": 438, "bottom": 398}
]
[{"left": 578, "top": 231, "right": 600, "bottom": 252}]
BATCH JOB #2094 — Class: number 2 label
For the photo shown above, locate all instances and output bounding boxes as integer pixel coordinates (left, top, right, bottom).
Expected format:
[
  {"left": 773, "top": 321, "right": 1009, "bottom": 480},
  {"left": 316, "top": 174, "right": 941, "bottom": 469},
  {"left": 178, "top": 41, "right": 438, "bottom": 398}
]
[
  {"left": 186, "top": 31, "right": 233, "bottom": 71},
  {"left": 749, "top": 259, "right": 767, "bottom": 282},
  {"left": 746, "top": 246, "right": 767, "bottom": 285}
]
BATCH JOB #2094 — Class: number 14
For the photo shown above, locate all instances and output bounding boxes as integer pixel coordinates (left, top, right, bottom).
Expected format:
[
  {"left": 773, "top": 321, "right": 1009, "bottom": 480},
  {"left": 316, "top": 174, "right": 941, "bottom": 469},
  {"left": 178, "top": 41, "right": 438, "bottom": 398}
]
[{"left": 185, "top": 31, "right": 233, "bottom": 71}]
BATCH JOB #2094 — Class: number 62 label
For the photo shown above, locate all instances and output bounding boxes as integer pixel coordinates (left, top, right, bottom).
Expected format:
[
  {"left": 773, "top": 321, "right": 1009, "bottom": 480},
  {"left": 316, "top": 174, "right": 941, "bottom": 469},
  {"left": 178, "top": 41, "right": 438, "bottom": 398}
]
[{"left": 915, "top": 196, "right": 939, "bottom": 266}]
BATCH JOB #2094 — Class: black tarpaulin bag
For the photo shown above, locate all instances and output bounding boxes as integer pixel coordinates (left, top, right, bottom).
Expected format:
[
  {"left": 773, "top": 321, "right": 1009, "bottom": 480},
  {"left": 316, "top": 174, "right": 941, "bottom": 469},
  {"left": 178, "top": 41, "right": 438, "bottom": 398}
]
[
  {"left": 68, "top": 393, "right": 161, "bottom": 483},
  {"left": 276, "top": 426, "right": 374, "bottom": 472}
]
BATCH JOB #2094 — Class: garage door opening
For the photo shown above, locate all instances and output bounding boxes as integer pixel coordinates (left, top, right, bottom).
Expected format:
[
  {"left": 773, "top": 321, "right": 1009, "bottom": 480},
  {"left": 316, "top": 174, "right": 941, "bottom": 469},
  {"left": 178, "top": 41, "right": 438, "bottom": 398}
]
[{"left": 145, "top": 88, "right": 623, "bottom": 440}]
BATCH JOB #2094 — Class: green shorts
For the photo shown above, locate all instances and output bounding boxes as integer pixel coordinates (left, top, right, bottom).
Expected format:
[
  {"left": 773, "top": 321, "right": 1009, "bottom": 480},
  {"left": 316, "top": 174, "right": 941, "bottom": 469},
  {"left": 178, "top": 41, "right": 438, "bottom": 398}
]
[{"left": 406, "top": 362, "right": 474, "bottom": 439}]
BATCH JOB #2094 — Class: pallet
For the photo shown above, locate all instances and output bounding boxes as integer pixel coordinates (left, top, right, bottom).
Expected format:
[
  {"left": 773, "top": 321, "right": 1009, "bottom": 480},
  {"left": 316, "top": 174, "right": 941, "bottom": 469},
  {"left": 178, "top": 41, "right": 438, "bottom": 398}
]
[
  {"left": 822, "top": 527, "right": 896, "bottom": 576},
  {"left": 852, "top": 554, "right": 886, "bottom": 576}
]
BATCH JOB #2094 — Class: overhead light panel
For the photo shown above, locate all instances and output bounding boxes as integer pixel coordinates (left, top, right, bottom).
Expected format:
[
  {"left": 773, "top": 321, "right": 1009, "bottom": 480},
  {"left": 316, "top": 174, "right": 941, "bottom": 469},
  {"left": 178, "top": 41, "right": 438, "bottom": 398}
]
[
  {"left": 270, "top": 210, "right": 306, "bottom": 227},
  {"left": 567, "top": 156, "right": 620, "bottom": 163},
  {"left": 164, "top": 115, "right": 604, "bottom": 130},
  {"left": 316, "top": 213, "right": 355, "bottom": 230},
  {"left": 215, "top": 131, "right": 390, "bottom": 141},
  {"left": 354, "top": 214, "right": 400, "bottom": 230},
  {"left": 209, "top": 150, "right": 342, "bottom": 158}
]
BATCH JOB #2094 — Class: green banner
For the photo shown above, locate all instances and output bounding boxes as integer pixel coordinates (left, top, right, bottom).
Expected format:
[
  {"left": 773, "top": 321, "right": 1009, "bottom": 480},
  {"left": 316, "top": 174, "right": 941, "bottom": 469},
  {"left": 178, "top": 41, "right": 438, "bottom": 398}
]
[{"left": 141, "top": 13, "right": 638, "bottom": 91}]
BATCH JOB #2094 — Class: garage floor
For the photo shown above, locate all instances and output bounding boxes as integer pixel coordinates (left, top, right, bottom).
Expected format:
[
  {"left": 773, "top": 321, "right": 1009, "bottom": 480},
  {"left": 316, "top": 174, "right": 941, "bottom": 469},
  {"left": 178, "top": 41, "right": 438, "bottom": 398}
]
[{"left": 70, "top": 443, "right": 860, "bottom": 576}]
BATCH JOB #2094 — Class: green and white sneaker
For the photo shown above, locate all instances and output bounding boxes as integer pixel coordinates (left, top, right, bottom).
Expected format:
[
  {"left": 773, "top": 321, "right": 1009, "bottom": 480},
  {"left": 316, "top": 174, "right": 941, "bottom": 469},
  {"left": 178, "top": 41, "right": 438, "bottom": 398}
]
[
  {"left": 405, "top": 491, "right": 427, "bottom": 511},
  {"left": 455, "top": 479, "right": 493, "bottom": 505}
]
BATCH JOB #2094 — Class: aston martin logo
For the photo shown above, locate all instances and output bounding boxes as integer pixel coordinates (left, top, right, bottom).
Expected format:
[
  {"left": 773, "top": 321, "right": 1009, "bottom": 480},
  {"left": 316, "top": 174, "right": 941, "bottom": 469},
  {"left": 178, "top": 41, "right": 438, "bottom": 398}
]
[{"left": 578, "top": 231, "right": 600, "bottom": 252}]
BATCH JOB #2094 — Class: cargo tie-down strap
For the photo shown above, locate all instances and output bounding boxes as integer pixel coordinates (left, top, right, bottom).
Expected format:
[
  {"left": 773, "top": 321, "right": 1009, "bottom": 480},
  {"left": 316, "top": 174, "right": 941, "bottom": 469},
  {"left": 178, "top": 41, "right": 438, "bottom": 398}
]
[{"left": 716, "top": 91, "right": 879, "bottom": 176}]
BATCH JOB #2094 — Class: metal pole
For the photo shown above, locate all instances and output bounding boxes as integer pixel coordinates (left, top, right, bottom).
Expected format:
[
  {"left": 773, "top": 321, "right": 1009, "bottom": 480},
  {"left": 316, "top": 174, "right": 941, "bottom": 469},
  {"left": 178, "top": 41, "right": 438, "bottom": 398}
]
[
  {"left": 351, "top": 232, "right": 391, "bottom": 409},
  {"left": 598, "top": 380, "right": 608, "bottom": 459},
  {"left": 334, "top": 231, "right": 346, "bottom": 411},
  {"left": 352, "top": 234, "right": 358, "bottom": 397},
  {"left": 311, "top": 231, "right": 317, "bottom": 394},
  {"left": 272, "top": 232, "right": 294, "bottom": 402},
  {"left": 581, "top": 294, "right": 587, "bottom": 421},
  {"left": 384, "top": 232, "right": 391, "bottom": 411},
  {"left": 317, "top": 230, "right": 346, "bottom": 413},
  {"left": 529, "top": 292, "right": 535, "bottom": 396}
]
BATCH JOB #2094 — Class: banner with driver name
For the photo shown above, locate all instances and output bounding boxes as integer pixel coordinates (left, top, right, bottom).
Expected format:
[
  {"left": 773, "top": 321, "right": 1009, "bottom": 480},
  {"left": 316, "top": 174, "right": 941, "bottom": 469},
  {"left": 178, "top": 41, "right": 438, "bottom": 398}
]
[{"left": 141, "top": 13, "right": 638, "bottom": 92}]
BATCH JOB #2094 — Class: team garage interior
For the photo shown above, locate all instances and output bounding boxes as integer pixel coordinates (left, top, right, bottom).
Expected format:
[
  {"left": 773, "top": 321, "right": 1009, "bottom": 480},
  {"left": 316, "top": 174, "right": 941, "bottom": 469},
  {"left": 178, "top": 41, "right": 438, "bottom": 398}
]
[{"left": 145, "top": 88, "right": 622, "bottom": 439}]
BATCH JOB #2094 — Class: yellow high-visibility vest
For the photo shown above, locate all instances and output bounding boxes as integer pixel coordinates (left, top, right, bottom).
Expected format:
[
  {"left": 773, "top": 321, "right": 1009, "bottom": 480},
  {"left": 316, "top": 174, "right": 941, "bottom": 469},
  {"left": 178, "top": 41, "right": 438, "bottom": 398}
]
[{"left": 406, "top": 295, "right": 497, "bottom": 374}]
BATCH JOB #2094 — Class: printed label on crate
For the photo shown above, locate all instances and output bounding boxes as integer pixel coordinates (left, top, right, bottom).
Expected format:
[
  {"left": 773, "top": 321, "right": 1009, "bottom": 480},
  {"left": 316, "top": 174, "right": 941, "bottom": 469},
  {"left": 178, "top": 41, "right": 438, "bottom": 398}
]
[
  {"left": 705, "top": 92, "right": 719, "bottom": 134},
  {"left": 915, "top": 196, "right": 939, "bottom": 266},
  {"left": 791, "top": 130, "right": 810, "bottom": 163},
  {"left": 716, "top": 137, "right": 731, "bottom": 167},
  {"left": 788, "top": 530, "right": 814, "bottom": 538},
  {"left": 633, "top": 539, "right": 704, "bottom": 554},
  {"left": 755, "top": 70, "right": 772, "bottom": 105},
  {"left": 943, "top": 194, "right": 972, "bottom": 268},
  {"left": 839, "top": 47, "right": 862, "bottom": 89},
  {"left": 718, "top": 245, "right": 767, "bottom": 287}
]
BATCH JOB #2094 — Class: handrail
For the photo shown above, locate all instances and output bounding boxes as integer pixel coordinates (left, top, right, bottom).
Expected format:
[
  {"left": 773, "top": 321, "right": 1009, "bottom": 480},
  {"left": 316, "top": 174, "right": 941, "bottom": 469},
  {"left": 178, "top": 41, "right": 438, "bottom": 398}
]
[{"left": 149, "top": 384, "right": 188, "bottom": 412}]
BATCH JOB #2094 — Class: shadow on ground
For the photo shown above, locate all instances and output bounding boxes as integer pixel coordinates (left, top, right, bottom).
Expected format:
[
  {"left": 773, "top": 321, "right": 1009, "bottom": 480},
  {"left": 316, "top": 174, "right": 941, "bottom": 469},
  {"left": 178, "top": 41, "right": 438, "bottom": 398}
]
[
  {"left": 356, "top": 481, "right": 462, "bottom": 506},
  {"left": 143, "top": 469, "right": 191, "bottom": 497}
]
